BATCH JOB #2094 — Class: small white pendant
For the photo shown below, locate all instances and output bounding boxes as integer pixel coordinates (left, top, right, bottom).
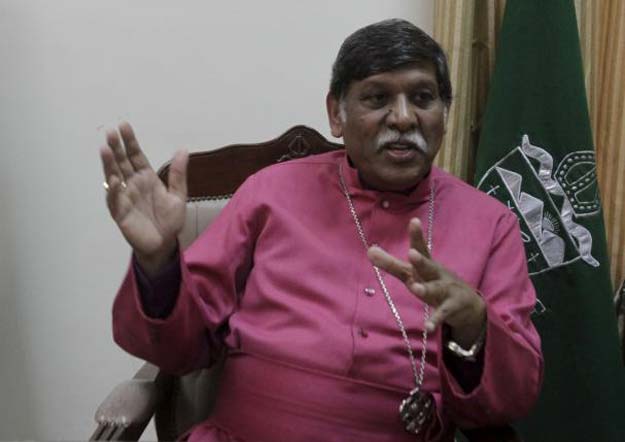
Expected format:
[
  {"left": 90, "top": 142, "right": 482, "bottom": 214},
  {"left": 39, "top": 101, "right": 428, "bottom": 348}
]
[{"left": 399, "top": 387, "right": 434, "bottom": 435}]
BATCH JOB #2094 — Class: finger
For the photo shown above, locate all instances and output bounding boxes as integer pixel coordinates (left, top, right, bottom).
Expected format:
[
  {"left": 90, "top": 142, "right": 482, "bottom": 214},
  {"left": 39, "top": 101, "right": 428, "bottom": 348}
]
[
  {"left": 409, "top": 218, "right": 430, "bottom": 258},
  {"left": 408, "top": 248, "right": 440, "bottom": 281},
  {"left": 425, "top": 299, "right": 456, "bottom": 332},
  {"left": 106, "top": 129, "right": 135, "bottom": 180},
  {"left": 106, "top": 175, "right": 133, "bottom": 222},
  {"left": 100, "top": 146, "right": 129, "bottom": 215},
  {"left": 409, "top": 279, "right": 447, "bottom": 307},
  {"left": 367, "top": 245, "right": 413, "bottom": 283},
  {"left": 118, "top": 121, "right": 152, "bottom": 171},
  {"left": 168, "top": 149, "right": 188, "bottom": 199},
  {"left": 99, "top": 145, "right": 123, "bottom": 188}
]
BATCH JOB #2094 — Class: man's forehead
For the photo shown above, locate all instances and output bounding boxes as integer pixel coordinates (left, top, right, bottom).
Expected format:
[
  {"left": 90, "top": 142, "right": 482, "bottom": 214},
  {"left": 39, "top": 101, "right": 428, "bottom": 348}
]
[{"left": 352, "top": 63, "right": 438, "bottom": 89}]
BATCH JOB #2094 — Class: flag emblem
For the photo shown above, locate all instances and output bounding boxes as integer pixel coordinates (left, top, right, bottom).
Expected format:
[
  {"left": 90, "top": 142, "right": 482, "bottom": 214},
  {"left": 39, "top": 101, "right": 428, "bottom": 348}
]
[{"left": 477, "top": 135, "right": 600, "bottom": 276}]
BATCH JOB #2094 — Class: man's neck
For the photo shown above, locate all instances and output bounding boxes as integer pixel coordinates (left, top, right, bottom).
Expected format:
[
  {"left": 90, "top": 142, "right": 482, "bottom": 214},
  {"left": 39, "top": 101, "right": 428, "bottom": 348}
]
[{"left": 346, "top": 156, "right": 431, "bottom": 194}]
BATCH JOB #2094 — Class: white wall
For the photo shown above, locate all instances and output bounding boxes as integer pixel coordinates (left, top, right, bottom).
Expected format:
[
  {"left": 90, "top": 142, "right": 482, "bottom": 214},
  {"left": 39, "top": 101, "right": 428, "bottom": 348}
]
[{"left": 0, "top": 1, "right": 433, "bottom": 439}]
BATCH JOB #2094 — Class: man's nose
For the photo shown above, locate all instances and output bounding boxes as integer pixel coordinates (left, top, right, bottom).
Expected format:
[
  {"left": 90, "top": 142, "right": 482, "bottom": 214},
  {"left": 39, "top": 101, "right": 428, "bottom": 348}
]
[{"left": 386, "top": 95, "right": 417, "bottom": 132}]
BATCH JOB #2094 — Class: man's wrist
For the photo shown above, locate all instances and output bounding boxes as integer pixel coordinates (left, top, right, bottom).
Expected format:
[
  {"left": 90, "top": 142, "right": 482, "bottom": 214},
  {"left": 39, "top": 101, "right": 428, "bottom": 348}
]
[
  {"left": 444, "top": 294, "right": 487, "bottom": 362},
  {"left": 449, "top": 296, "right": 486, "bottom": 347},
  {"left": 135, "top": 242, "right": 179, "bottom": 278}
]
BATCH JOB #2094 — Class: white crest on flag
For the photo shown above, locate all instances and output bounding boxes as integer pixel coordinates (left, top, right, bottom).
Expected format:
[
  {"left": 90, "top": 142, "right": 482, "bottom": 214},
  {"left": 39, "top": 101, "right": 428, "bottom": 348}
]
[
  {"left": 554, "top": 151, "right": 600, "bottom": 217},
  {"left": 477, "top": 135, "right": 600, "bottom": 278}
]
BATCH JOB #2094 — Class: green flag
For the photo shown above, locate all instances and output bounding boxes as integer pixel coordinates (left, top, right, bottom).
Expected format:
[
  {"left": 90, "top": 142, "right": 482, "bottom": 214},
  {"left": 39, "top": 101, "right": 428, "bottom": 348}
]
[{"left": 473, "top": 0, "right": 625, "bottom": 440}]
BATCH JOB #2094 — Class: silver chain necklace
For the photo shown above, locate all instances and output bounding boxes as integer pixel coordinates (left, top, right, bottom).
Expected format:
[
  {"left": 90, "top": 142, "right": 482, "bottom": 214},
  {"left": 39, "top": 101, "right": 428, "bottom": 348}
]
[{"left": 338, "top": 165, "right": 435, "bottom": 435}]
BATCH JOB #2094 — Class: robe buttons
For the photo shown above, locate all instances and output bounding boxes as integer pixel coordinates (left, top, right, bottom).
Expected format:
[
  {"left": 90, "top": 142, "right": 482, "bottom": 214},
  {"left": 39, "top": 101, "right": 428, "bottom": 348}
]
[
  {"left": 364, "top": 287, "right": 376, "bottom": 296},
  {"left": 381, "top": 200, "right": 390, "bottom": 209}
]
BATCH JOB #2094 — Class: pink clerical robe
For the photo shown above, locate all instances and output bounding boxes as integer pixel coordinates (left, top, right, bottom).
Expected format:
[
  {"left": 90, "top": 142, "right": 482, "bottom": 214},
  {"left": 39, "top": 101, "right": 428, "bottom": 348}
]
[{"left": 112, "top": 150, "right": 543, "bottom": 442}]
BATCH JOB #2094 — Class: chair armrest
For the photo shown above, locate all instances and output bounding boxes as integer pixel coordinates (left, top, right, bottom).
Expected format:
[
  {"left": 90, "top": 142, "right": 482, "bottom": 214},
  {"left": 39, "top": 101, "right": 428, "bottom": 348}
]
[{"left": 90, "top": 363, "right": 166, "bottom": 441}]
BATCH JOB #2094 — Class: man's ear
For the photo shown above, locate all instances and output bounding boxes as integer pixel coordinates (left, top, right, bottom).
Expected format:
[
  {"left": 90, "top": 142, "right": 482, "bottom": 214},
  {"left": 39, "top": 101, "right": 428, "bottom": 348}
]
[{"left": 326, "top": 93, "right": 344, "bottom": 138}]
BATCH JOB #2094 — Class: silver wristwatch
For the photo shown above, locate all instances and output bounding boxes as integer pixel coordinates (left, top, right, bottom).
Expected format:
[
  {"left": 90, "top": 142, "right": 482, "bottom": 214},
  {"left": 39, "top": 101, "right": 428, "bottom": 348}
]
[{"left": 445, "top": 325, "right": 486, "bottom": 362}]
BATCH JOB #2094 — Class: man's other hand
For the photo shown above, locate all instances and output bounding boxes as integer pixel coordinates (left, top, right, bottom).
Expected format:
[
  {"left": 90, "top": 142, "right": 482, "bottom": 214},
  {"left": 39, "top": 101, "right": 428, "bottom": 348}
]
[
  {"left": 99, "top": 122, "right": 188, "bottom": 276},
  {"left": 367, "top": 218, "right": 486, "bottom": 348}
]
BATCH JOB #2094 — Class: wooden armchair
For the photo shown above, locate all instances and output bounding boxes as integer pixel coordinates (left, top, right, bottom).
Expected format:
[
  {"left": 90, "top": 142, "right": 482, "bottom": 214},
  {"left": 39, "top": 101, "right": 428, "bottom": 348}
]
[{"left": 90, "top": 126, "right": 521, "bottom": 442}]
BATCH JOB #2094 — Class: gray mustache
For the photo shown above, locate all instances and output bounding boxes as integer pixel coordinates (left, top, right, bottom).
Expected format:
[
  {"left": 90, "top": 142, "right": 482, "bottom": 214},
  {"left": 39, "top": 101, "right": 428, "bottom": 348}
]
[{"left": 375, "top": 130, "right": 429, "bottom": 153}]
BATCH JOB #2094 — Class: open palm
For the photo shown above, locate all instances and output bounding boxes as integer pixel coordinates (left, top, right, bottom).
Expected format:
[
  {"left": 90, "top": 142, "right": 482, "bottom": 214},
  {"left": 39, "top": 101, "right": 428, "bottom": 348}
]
[{"left": 99, "top": 122, "right": 188, "bottom": 272}]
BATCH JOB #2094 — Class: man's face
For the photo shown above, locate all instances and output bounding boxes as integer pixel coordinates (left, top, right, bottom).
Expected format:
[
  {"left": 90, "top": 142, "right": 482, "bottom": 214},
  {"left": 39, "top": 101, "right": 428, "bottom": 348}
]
[{"left": 327, "top": 62, "right": 447, "bottom": 192}]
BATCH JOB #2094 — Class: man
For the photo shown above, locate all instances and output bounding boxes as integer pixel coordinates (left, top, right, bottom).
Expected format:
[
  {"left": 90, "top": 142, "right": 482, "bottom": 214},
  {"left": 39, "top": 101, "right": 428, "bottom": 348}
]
[{"left": 100, "top": 19, "right": 542, "bottom": 441}]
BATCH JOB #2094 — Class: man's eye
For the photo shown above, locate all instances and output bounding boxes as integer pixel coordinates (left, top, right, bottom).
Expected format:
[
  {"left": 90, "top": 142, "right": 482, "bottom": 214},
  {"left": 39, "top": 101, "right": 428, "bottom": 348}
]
[
  {"left": 413, "top": 91, "right": 435, "bottom": 106},
  {"left": 363, "top": 93, "right": 388, "bottom": 107}
]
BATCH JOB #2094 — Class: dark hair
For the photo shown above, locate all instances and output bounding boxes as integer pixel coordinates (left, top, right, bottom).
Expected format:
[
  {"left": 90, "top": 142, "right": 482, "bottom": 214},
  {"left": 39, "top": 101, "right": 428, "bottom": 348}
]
[{"left": 329, "top": 19, "right": 452, "bottom": 105}]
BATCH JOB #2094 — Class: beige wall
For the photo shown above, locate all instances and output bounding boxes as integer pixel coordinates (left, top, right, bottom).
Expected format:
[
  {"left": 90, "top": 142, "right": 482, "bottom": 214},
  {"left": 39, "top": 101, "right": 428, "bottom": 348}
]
[{"left": 0, "top": 1, "right": 434, "bottom": 439}]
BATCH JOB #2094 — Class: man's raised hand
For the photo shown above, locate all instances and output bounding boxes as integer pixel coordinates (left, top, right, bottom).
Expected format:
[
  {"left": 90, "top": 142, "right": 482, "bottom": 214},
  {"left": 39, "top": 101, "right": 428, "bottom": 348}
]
[
  {"left": 367, "top": 218, "right": 486, "bottom": 348},
  {"left": 99, "top": 122, "right": 188, "bottom": 276}
]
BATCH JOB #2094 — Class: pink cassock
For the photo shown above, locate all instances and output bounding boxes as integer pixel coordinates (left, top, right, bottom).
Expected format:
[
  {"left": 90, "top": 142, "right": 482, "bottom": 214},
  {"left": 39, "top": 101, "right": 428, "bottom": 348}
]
[{"left": 112, "top": 150, "right": 543, "bottom": 442}]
